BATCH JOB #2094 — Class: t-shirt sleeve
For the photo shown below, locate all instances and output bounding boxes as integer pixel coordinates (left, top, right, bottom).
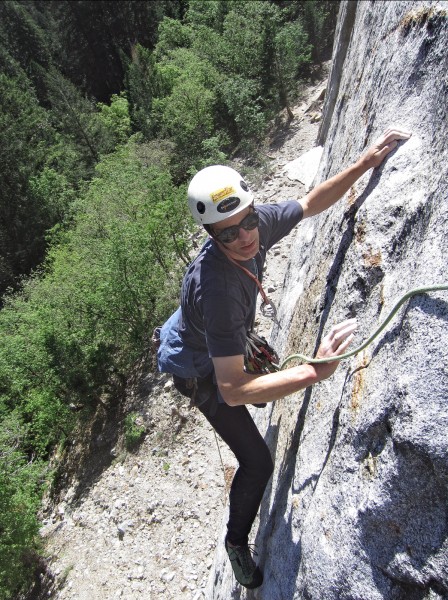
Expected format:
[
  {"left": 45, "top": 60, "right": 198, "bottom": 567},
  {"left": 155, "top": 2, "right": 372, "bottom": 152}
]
[{"left": 258, "top": 201, "right": 303, "bottom": 250}]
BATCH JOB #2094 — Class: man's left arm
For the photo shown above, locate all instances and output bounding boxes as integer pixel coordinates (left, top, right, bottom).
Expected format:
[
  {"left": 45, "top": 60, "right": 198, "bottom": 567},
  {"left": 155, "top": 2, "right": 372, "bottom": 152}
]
[{"left": 299, "top": 128, "right": 411, "bottom": 219}]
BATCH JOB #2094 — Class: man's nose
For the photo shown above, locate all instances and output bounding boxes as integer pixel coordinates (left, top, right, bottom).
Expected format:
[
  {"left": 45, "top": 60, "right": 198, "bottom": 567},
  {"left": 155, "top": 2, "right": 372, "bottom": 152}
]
[{"left": 237, "top": 226, "right": 252, "bottom": 241}]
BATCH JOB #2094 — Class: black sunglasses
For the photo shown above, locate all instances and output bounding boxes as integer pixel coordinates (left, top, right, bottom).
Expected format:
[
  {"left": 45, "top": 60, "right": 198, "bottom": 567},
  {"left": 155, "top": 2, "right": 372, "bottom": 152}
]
[{"left": 212, "top": 209, "right": 260, "bottom": 244}]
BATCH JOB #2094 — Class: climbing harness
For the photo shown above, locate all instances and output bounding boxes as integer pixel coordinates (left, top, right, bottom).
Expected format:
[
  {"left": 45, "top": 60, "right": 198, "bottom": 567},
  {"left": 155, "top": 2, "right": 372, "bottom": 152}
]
[{"left": 280, "top": 284, "right": 448, "bottom": 369}]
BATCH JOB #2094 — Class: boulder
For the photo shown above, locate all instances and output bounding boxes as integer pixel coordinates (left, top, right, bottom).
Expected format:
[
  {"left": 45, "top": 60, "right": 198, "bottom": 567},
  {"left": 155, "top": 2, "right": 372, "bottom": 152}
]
[{"left": 283, "top": 145, "right": 324, "bottom": 191}]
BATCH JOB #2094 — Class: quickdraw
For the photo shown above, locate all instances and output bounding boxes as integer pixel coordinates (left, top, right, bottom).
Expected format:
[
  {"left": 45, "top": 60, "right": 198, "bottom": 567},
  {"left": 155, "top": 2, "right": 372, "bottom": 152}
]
[{"left": 245, "top": 331, "right": 279, "bottom": 374}]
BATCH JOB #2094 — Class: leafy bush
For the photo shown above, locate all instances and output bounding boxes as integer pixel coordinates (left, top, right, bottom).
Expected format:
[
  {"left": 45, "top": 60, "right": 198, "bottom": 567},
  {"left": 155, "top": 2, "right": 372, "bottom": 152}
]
[
  {"left": 0, "top": 415, "right": 45, "bottom": 599},
  {"left": 218, "top": 75, "right": 267, "bottom": 143},
  {"left": 124, "top": 413, "right": 146, "bottom": 450},
  {"left": 0, "top": 137, "right": 194, "bottom": 452}
]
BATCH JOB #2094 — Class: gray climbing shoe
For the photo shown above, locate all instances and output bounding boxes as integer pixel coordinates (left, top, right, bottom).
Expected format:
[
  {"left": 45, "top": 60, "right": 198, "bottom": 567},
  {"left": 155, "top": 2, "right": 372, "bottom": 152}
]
[{"left": 225, "top": 539, "right": 263, "bottom": 589}]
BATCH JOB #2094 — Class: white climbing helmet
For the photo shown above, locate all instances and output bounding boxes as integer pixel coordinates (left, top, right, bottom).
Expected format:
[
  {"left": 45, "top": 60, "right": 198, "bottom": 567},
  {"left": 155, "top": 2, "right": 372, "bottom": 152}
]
[{"left": 187, "top": 165, "right": 253, "bottom": 225}]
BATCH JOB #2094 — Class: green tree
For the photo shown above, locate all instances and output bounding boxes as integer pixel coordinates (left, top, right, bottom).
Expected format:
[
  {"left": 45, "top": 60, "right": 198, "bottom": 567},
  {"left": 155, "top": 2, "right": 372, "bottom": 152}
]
[
  {"left": 219, "top": 2, "right": 280, "bottom": 92},
  {"left": 29, "top": 167, "right": 77, "bottom": 225},
  {"left": 38, "top": 138, "right": 194, "bottom": 385},
  {"left": 43, "top": 0, "right": 183, "bottom": 101},
  {"left": 44, "top": 67, "right": 104, "bottom": 164},
  {"left": 188, "top": 1, "right": 281, "bottom": 145},
  {"left": 154, "top": 16, "right": 193, "bottom": 59},
  {"left": 97, "top": 92, "right": 132, "bottom": 150},
  {"left": 152, "top": 48, "right": 222, "bottom": 177},
  {"left": 275, "top": 21, "right": 312, "bottom": 120},
  {"left": 217, "top": 75, "right": 267, "bottom": 143},
  {"left": 278, "top": 0, "right": 340, "bottom": 64},
  {"left": 0, "top": 73, "right": 54, "bottom": 294},
  {"left": 126, "top": 44, "right": 167, "bottom": 139},
  {"left": 186, "top": 0, "right": 230, "bottom": 32},
  {"left": 0, "top": 0, "right": 51, "bottom": 100},
  {"left": 0, "top": 286, "right": 74, "bottom": 456}
]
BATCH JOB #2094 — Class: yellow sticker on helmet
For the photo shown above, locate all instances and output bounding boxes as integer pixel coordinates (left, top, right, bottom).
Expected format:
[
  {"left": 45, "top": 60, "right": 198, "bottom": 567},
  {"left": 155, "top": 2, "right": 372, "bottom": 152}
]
[{"left": 211, "top": 186, "right": 236, "bottom": 203}]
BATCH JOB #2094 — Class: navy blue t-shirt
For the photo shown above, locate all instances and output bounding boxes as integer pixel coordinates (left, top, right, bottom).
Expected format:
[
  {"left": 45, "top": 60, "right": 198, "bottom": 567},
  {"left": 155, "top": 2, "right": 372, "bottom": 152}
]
[{"left": 157, "top": 201, "right": 303, "bottom": 379}]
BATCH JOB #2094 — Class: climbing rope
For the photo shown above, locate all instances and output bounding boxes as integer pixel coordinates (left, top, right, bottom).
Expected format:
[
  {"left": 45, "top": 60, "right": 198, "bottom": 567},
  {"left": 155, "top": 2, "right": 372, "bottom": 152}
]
[
  {"left": 280, "top": 284, "right": 448, "bottom": 369},
  {"left": 212, "top": 428, "right": 230, "bottom": 505}
]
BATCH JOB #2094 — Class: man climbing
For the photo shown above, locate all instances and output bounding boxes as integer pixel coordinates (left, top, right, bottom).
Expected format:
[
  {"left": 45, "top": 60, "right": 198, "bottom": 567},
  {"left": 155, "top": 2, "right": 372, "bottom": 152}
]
[{"left": 157, "top": 128, "right": 410, "bottom": 589}]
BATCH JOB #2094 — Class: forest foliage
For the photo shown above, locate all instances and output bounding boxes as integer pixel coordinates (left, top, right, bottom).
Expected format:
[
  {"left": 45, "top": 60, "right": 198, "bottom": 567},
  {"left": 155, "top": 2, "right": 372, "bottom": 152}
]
[{"left": 0, "top": 1, "right": 338, "bottom": 597}]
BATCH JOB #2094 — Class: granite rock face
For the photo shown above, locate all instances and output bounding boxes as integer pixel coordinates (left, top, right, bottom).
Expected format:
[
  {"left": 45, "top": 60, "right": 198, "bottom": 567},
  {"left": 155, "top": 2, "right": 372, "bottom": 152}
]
[{"left": 208, "top": 2, "right": 448, "bottom": 599}]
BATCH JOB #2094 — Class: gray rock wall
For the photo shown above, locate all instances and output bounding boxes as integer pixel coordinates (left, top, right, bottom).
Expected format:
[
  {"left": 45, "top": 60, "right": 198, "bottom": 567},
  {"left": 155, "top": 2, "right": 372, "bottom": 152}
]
[{"left": 208, "top": 2, "right": 448, "bottom": 599}]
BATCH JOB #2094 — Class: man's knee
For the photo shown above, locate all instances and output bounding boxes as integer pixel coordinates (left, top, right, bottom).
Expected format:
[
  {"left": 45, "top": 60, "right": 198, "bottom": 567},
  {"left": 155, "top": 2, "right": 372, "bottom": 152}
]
[
  {"left": 244, "top": 444, "right": 273, "bottom": 486},
  {"left": 262, "top": 451, "right": 274, "bottom": 483}
]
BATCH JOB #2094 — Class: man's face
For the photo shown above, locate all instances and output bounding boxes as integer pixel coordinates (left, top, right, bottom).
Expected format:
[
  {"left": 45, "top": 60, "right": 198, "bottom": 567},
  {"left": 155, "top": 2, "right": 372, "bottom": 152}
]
[{"left": 212, "top": 206, "right": 260, "bottom": 261}]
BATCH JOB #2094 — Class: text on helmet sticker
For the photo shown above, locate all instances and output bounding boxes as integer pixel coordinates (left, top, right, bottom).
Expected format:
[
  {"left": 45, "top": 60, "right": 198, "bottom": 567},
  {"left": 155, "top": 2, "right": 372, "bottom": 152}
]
[
  {"left": 217, "top": 197, "right": 240, "bottom": 213},
  {"left": 211, "top": 186, "right": 236, "bottom": 203}
]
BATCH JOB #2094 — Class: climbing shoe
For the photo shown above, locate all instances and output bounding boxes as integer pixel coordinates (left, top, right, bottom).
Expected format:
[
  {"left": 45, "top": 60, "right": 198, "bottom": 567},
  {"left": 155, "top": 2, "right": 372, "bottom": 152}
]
[{"left": 225, "top": 538, "right": 263, "bottom": 589}]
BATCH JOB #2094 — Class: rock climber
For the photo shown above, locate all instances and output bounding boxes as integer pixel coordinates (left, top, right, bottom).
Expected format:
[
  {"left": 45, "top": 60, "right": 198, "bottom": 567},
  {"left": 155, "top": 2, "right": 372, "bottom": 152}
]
[{"left": 157, "top": 127, "right": 411, "bottom": 589}]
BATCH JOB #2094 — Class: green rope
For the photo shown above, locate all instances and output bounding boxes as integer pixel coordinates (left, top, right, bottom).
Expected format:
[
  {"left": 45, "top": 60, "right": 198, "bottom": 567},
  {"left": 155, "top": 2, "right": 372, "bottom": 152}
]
[{"left": 279, "top": 284, "right": 448, "bottom": 369}]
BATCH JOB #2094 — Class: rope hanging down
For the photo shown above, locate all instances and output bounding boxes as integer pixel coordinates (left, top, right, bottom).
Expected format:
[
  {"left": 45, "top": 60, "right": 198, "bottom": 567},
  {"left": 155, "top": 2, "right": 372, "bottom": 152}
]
[{"left": 280, "top": 284, "right": 448, "bottom": 370}]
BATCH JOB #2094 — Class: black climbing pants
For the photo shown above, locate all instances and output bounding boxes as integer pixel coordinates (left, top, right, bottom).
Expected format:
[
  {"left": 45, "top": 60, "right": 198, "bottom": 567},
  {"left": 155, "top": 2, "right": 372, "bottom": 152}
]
[{"left": 173, "top": 374, "right": 274, "bottom": 547}]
